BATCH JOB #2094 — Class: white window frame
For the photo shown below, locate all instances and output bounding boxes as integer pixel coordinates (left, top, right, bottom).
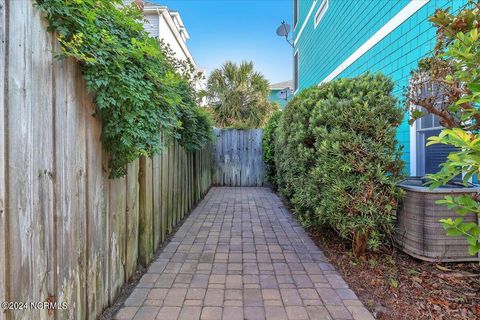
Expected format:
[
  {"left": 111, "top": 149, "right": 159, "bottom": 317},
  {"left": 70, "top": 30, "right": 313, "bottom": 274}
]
[
  {"left": 409, "top": 113, "right": 417, "bottom": 176},
  {"left": 416, "top": 115, "right": 445, "bottom": 176},
  {"left": 294, "top": 50, "right": 299, "bottom": 94},
  {"left": 314, "top": 0, "right": 328, "bottom": 28}
]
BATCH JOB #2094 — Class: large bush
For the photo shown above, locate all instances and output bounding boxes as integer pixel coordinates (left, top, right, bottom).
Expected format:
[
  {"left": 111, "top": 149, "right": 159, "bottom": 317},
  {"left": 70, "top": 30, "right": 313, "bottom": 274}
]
[
  {"left": 262, "top": 111, "right": 282, "bottom": 186},
  {"left": 275, "top": 73, "right": 405, "bottom": 255},
  {"left": 274, "top": 88, "right": 322, "bottom": 220}
]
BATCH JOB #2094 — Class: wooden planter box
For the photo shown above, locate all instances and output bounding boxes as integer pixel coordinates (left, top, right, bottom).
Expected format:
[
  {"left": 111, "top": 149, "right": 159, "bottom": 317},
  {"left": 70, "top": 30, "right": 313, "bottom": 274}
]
[{"left": 394, "top": 178, "right": 480, "bottom": 262}]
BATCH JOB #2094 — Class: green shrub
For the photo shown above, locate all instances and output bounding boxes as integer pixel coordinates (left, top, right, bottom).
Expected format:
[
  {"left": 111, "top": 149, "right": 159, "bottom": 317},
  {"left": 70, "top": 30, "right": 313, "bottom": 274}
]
[
  {"left": 274, "top": 89, "right": 321, "bottom": 221},
  {"left": 35, "top": 0, "right": 212, "bottom": 177},
  {"left": 262, "top": 111, "right": 282, "bottom": 186},
  {"left": 275, "top": 73, "right": 405, "bottom": 255}
]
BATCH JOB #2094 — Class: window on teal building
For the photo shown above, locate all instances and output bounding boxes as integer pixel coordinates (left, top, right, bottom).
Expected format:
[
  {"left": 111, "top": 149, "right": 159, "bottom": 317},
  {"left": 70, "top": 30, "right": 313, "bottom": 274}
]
[
  {"left": 415, "top": 115, "right": 456, "bottom": 176},
  {"left": 314, "top": 0, "right": 328, "bottom": 28},
  {"left": 411, "top": 81, "right": 457, "bottom": 177}
]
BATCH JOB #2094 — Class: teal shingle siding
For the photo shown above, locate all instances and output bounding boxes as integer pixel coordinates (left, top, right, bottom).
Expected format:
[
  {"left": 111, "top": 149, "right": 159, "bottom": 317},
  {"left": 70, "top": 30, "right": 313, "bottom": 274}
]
[{"left": 293, "top": 0, "right": 467, "bottom": 174}]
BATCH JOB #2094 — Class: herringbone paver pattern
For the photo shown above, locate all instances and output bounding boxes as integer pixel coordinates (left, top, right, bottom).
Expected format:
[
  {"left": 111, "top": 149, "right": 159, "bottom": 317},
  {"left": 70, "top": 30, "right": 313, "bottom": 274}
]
[{"left": 114, "top": 187, "right": 374, "bottom": 320}]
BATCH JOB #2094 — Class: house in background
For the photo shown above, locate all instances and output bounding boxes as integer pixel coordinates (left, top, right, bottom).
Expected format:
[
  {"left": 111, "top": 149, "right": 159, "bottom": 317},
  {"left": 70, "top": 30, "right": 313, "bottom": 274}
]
[
  {"left": 292, "top": 0, "right": 467, "bottom": 176},
  {"left": 269, "top": 80, "right": 293, "bottom": 108},
  {"left": 142, "top": 1, "right": 207, "bottom": 94}
]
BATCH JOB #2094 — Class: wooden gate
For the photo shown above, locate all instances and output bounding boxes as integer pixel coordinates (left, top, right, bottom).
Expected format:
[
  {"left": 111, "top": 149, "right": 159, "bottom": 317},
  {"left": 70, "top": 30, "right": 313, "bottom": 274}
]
[{"left": 212, "top": 128, "right": 265, "bottom": 186}]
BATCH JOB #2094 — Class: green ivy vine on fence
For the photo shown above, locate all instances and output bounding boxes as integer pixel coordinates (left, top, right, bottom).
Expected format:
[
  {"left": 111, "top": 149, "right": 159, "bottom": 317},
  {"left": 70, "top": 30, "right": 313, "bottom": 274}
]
[{"left": 35, "top": 0, "right": 213, "bottom": 178}]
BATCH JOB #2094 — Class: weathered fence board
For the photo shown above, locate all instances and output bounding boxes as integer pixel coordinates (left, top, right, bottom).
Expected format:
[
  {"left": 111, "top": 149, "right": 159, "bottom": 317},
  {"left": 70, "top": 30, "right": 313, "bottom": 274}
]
[
  {"left": 8, "top": 2, "right": 35, "bottom": 319},
  {"left": 160, "top": 142, "right": 169, "bottom": 243},
  {"left": 0, "top": 1, "right": 213, "bottom": 319},
  {"left": 168, "top": 141, "right": 175, "bottom": 233},
  {"left": 125, "top": 160, "right": 140, "bottom": 279},
  {"left": 138, "top": 156, "right": 154, "bottom": 267},
  {"left": 55, "top": 58, "right": 88, "bottom": 320},
  {"left": 85, "top": 87, "right": 109, "bottom": 319},
  {"left": 0, "top": 0, "right": 6, "bottom": 318},
  {"left": 173, "top": 142, "right": 182, "bottom": 225},
  {"left": 32, "top": 7, "right": 55, "bottom": 320},
  {"left": 108, "top": 176, "right": 127, "bottom": 304},
  {"left": 152, "top": 152, "right": 161, "bottom": 251},
  {"left": 212, "top": 128, "right": 264, "bottom": 186}
]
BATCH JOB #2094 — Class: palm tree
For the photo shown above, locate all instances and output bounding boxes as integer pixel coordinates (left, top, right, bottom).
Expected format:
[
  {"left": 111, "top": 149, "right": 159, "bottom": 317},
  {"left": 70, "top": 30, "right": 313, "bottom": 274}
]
[{"left": 204, "top": 61, "right": 277, "bottom": 128}]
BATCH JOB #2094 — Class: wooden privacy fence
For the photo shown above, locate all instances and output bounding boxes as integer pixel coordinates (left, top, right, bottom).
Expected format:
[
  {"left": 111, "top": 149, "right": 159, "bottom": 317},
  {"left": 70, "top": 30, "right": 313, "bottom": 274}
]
[
  {"left": 212, "top": 128, "right": 265, "bottom": 186},
  {"left": 0, "top": 1, "right": 212, "bottom": 319}
]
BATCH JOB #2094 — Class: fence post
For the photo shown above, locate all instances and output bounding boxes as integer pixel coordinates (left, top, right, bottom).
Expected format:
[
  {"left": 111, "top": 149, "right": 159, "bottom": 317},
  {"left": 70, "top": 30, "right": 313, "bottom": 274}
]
[
  {"left": 138, "top": 156, "right": 153, "bottom": 266},
  {"left": 161, "top": 140, "right": 169, "bottom": 242},
  {"left": 125, "top": 160, "right": 140, "bottom": 278},
  {"left": 0, "top": 0, "right": 7, "bottom": 315}
]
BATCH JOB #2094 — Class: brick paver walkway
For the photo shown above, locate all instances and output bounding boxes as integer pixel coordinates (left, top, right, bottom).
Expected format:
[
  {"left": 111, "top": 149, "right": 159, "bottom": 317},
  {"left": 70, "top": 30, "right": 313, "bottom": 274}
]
[{"left": 114, "top": 187, "right": 374, "bottom": 320}]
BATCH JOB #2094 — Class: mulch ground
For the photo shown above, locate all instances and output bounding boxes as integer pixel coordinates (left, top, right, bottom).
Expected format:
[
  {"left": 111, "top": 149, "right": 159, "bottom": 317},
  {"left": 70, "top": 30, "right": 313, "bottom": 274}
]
[{"left": 308, "top": 229, "right": 480, "bottom": 320}]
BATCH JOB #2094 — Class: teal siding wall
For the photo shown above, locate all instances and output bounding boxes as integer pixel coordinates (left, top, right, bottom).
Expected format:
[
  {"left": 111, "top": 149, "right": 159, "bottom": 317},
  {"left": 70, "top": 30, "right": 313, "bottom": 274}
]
[
  {"left": 269, "top": 89, "right": 289, "bottom": 108},
  {"left": 293, "top": 0, "right": 467, "bottom": 173}
]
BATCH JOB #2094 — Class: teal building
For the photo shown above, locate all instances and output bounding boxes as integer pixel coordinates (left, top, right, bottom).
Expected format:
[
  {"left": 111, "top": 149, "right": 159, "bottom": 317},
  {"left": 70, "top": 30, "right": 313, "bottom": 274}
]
[
  {"left": 269, "top": 80, "right": 293, "bottom": 108},
  {"left": 293, "top": 0, "right": 467, "bottom": 176}
]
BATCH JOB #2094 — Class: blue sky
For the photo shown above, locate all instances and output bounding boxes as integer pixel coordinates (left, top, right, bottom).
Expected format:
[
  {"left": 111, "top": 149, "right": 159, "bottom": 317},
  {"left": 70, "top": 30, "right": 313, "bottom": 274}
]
[{"left": 152, "top": 0, "right": 293, "bottom": 85}]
